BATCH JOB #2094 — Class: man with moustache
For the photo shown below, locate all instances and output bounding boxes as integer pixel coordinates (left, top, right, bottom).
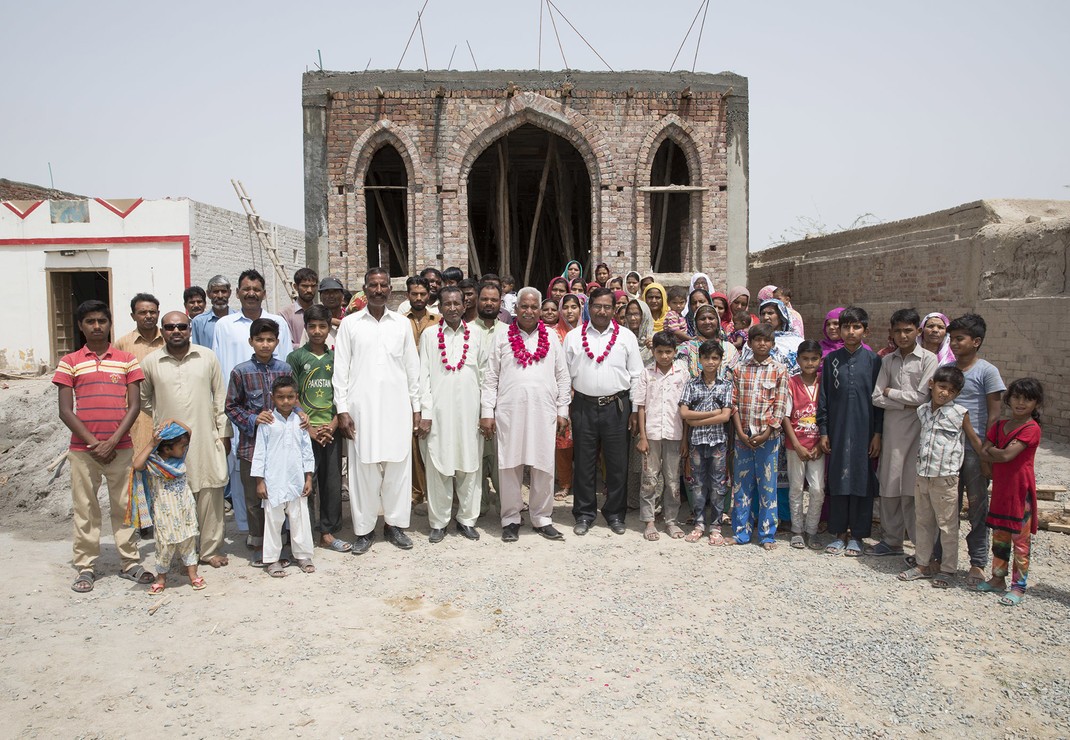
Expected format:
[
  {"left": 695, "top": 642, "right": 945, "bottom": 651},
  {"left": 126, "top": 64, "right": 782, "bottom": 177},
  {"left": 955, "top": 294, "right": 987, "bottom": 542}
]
[{"left": 191, "top": 275, "right": 235, "bottom": 348}]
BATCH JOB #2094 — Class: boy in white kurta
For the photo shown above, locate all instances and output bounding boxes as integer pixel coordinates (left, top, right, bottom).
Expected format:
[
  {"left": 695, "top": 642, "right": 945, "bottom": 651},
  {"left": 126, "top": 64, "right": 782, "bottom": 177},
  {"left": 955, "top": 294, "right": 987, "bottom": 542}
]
[
  {"left": 481, "top": 288, "right": 572, "bottom": 542},
  {"left": 251, "top": 377, "right": 316, "bottom": 576},
  {"left": 418, "top": 287, "right": 488, "bottom": 542}
]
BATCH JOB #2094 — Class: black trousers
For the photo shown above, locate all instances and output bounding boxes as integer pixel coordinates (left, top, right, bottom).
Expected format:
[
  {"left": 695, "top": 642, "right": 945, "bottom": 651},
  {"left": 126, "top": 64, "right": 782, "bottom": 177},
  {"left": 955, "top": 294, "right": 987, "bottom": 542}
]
[
  {"left": 571, "top": 392, "right": 630, "bottom": 524},
  {"left": 309, "top": 435, "right": 343, "bottom": 535},
  {"left": 828, "top": 494, "right": 874, "bottom": 539}
]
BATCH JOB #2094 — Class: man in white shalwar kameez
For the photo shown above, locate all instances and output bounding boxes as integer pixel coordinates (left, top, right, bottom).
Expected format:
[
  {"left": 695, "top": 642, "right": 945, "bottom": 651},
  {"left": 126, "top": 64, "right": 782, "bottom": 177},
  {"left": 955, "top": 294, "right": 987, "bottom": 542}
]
[
  {"left": 417, "top": 286, "right": 487, "bottom": 543},
  {"left": 481, "top": 288, "right": 572, "bottom": 542},
  {"left": 334, "top": 268, "right": 422, "bottom": 554}
]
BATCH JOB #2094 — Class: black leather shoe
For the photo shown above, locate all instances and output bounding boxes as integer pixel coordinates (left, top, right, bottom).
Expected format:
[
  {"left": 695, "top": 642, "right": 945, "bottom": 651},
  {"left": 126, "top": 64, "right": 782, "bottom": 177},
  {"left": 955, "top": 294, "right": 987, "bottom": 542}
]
[
  {"left": 573, "top": 520, "right": 591, "bottom": 536},
  {"left": 428, "top": 527, "right": 446, "bottom": 544},
  {"left": 534, "top": 524, "right": 564, "bottom": 541},
  {"left": 384, "top": 524, "right": 413, "bottom": 550},
  {"left": 455, "top": 523, "right": 480, "bottom": 541},
  {"left": 501, "top": 523, "right": 520, "bottom": 542},
  {"left": 351, "top": 533, "right": 374, "bottom": 555},
  {"left": 608, "top": 519, "right": 627, "bottom": 535}
]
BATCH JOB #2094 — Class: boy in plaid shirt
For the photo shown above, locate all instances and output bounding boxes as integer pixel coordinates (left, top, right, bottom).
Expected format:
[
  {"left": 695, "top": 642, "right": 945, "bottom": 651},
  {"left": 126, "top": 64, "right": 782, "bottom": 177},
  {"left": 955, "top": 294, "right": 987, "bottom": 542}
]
[
  {"left": 726, "top": 323, "right": 789, "bottom": 549},
  {"left": 678, "top": 340, "right": 734, "bottom": 545}
]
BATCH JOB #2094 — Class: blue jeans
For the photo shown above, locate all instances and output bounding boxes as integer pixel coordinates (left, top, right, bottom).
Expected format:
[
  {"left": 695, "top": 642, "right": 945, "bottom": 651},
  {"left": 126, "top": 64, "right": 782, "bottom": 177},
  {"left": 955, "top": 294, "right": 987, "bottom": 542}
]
[
  {"left": 731, "top": 436, "right": 780, "bottom": 544},
  {"left": 686, "top": 442, "right": 726, "bottom": 528}
]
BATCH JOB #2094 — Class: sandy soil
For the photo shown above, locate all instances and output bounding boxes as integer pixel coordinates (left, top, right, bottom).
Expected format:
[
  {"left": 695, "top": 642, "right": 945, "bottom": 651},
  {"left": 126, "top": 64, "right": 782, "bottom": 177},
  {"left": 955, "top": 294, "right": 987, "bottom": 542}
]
[{"left": 1, "top": 377, "right": 1069, "bottom": 738}]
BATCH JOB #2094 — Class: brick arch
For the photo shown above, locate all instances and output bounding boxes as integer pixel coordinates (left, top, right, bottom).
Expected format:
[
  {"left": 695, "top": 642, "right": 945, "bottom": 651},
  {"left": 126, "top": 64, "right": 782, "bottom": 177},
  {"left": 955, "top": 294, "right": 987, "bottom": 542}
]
[
  {"left": 344, "top": 120, "right": 426, "bottom": 188},
  {"left": 634, "top": 114, "right": 705, "bottom": 273},
  {"left": 635, "top": 114, "right": 703, "bottom": 187},
  {"left": 341, "top": 120, "right": 428, "bottom": 279}
]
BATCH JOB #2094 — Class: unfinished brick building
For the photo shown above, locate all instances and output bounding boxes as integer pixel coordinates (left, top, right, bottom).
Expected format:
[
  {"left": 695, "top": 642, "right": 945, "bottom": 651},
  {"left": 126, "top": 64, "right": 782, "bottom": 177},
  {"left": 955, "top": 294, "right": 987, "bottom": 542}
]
[{"left": 303, "top": 70, "right": 748, "bottom": 293}]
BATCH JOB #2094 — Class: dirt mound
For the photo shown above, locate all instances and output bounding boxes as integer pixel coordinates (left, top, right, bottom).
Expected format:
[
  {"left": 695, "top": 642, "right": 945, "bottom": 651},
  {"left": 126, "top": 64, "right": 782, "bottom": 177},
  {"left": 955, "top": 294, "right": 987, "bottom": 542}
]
[{"left": 0, "top": 376, "right": 74, "bottom": 518}]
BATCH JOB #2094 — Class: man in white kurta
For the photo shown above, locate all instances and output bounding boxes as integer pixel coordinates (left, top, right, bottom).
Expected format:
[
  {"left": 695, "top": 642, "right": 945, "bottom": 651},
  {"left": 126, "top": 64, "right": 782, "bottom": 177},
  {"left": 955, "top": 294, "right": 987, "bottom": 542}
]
[
  {"left": 418, "top": 287, "right": 487, "bottom": 542},
  {"left": 481, "top": 288, "right": 572, "bottom": 542},
  {"left": 334, "top": 268, "right": 422, "bottom": 553}
]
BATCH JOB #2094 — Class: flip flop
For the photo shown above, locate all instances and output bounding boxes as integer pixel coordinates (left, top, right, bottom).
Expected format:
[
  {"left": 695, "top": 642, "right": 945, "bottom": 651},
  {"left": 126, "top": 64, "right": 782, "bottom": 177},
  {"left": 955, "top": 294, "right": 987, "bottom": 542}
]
[
  {"left": 825, "top": 539, "right": 847, "bottom": 556},
  {"left": 118, "top": 566, "right": 155, "bottom": 584},
  {"left": 147, "top": 582, "right": 165, "bottom": 595},
  {"left": 845, "top": 539, "right": 863, "bottom": 557},
  {"left": 323, "top": 539, "right": 352, "bottom": 553},
  {"left": 684, "top": 526, "right": 705, "bottom": 543},
  {"left": 898, "top": 567, "right": 932, "bottom": 582},
  {"left": 975, "top": 581, "right": 1006, "bottom": 594},
  {"left": 644, "top": 528, "right": 660, "bottom": 541},
  {"left": 708, "top": 531, "right": 724, "bottom": 546},
  {"left": 864, "top": 542, "right": 904, "bottom": 557},
  {"left": 190, "top": 576, "right": 207, "bottom": 591},
  {"left": 999, "top": 592, "right": 1024, "bottom": 606},
  {"left": 71, "top": 571, "right": 96, "bottom": 593}
]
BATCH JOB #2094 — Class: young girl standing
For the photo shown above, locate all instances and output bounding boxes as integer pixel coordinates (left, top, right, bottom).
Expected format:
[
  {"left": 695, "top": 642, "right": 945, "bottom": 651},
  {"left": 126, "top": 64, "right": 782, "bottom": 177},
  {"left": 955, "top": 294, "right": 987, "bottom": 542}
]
[
  {"left": 977, "top": 378, "right": 1044, "bottom": 606},
  {"left": 130, "top": 420, "right": 204, "bottom": 594}
]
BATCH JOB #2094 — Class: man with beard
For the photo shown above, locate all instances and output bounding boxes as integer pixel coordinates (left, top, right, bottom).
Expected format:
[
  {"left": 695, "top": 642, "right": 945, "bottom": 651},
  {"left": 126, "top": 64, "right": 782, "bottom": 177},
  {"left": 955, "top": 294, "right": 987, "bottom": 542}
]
[
  {"left": 140, "top": 311, "right": 232, "bottom": 567},
  {"left": 418, "top": 286, "right": 487, "bottom": 542},
  {"left": 404, "top": 275, "right": 438, "bottom": 507},
  {"left": 473, "top": 281, "right": 506, "bottom": 514},
  {"left": 564, "top": 287, "right": 643, "bottom": 536},
  {"left": 398, "top": 267, "right": 444, "bottom": 315},
  {"left": 481, "top": 287, "right": 571, "bottom": 542},
  {"left": 191, "top": 275, "right": 235, "bottom": 348},
  {"left": 334, "top": 268, "right": 422, "bottom": 554}
]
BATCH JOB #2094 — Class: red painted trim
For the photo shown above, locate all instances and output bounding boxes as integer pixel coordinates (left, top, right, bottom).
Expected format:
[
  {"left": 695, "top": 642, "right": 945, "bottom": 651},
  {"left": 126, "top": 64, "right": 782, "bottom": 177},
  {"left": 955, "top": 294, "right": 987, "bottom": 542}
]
[
  {"left": 93, "top": 197, "right": 144, "bottom": 218},
  {"left": 2, "top": 200, "right": 44, "bottom": 219},
  {"left": 0, "top": 234, "right": 191, "bottom": 286}
]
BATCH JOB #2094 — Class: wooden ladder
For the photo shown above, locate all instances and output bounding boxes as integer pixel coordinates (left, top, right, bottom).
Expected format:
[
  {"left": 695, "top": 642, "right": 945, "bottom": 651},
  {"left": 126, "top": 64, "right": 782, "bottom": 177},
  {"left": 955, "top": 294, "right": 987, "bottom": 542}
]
[{"left": 231, "top": 179, "right": 296, "bottom": 300}]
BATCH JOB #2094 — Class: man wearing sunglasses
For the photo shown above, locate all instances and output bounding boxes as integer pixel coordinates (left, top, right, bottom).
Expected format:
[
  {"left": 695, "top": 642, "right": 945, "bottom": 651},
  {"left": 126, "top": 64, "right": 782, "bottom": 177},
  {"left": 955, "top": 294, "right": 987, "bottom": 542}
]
[{"left": 140, "top": 311, "right": 233, "bottom": 568}]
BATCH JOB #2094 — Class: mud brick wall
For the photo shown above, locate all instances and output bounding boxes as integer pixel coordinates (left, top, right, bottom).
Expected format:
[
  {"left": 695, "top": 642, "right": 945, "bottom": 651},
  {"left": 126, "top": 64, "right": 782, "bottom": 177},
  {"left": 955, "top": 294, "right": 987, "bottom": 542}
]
[{"left": 749, "top": 199, "right": 1070, "bottom": 442}]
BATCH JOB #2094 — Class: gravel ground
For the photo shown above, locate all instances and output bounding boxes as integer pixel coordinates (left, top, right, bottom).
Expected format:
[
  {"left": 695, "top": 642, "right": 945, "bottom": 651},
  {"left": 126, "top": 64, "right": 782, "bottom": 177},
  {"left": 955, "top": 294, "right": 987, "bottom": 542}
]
[{"left": 1, "top": 497, "right": 1068, "bottom": 738}]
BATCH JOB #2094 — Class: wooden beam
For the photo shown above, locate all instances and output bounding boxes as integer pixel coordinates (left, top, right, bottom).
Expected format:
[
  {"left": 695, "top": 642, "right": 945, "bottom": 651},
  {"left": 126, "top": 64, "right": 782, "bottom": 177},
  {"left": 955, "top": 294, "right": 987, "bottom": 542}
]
[
  {"left": 524, "top": 137, "right": 556, "bottom": 287},
  {"left": 496, "top": 141, "right": 510, "bottom": 277},
  {"left": 467, "top": 220, "right": 482, "bottom": 278},
  {"left": 552, "top": 145, "right": 574, "bottom": 265},
  {"left": 369, "top": 173, "right": 406, "bottom": 272},
  {"left": 361, "top": 185, "right": 409, "bottom": 191},
  {"left": 637, "top": 185, "right": 710, "bottom": 193},
  {"left": 652, "top": 144, "right": 676, "bottom": 272}
]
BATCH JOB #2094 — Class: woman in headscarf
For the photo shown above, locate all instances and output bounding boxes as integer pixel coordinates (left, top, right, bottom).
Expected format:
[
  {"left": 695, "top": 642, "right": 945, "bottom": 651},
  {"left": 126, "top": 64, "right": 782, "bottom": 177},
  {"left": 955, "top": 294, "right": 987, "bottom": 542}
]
[
  {"left": 917, "top": 312, "right": 955, "bottom": 364},
  {"left": 555, "top": 293, "right": 584, "bottom": 343},
  {"left": 682, "top": 271, "right": 714, "bottom": 324},
  {"left": 710, "top": 291, "right": 731, "bottom": 334},
  {"left": 642, "top": 282, "right": 669, "bottom": 333},
  {"left": 608, "top": 275, "right": 624, "bottom": 292},
  {"left": 562, "top": 260, "right": 583, "bottom": 284},
  {"left": 639, "top": 274, "right": 656, "bottom": 295},
  {"left": 684, "top": 288, "right": 712, "bottom": 338},
  {"left": 758, "top": 285, "right": 777, "bottom": 303},
  {"left": 625, "top": 271, "right": 642, "bottom": 298},
  {"left": 569, "top": 277, "right": 587, "bottom": 295},
  {"left": 554, "top": 292, "right": 585, "bottom": 501},
  {"left": 625, "top": 299, "right": 655, "bottom": 370},
  {"left": 740, "top": 298, "right": 803, "bottom": 374},
  {"left": 727, "top": 286, "right": 757, "bottom": 329},
  {"left": 613, "top": 289, "right": 630, "bottom": 323},
  {"left": 678, "top": 304, "right": 739, "bottom": 380},
  {"left": 586, "top": 281, "right": 601, "bottom": 296},
  {"left": 547, "top": 276, "right": 568, "bottom": 304},
  {"left": 594, "top": 262, "right": 611, "bottom": 287},
  {"left": 820, "top": 307, "right": 845, "bottom": 357}
]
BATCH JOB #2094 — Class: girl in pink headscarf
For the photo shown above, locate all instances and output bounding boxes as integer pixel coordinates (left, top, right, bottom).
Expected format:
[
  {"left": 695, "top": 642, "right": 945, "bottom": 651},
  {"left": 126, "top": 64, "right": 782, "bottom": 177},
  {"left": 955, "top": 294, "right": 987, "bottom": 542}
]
[
  {"left": 758, "top": 285, "right": 777, "bottom": 302},
  {"left": 820, "top": 307, "right": 845, "bottom": 357},
  {"left": 725, "top": 286, "right": 758, "bottom": 335}
]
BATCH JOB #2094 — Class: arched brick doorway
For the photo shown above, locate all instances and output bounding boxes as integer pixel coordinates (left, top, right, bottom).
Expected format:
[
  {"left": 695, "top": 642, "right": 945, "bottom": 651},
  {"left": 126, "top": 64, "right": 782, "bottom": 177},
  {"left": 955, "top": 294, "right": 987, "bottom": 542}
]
[
  {"left": 466, "top": 123, "right": 592, "bottom": 291},
  {"left": 364, "top": 144, "right": 409, "bottom": 277},
  {"left": 649, "top": 139, "right": 692, "bottom": 273}
]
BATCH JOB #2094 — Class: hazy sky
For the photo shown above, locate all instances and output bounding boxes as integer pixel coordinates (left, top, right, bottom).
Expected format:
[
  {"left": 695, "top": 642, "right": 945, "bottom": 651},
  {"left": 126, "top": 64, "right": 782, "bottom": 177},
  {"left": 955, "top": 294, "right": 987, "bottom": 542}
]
[{"left": 4, "top": 1, "right": 1068, "bottom": 250}]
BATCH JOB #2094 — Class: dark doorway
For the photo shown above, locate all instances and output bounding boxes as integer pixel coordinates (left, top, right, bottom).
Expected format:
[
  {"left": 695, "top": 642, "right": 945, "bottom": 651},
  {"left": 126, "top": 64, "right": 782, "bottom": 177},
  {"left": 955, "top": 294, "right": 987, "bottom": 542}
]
[
  {"left": 467, "top": 123, "right": 591, "bottom": 291},
  {"left": 649, "top": 139, "right": 691, "bottom": 272},
  {"left": 364, "top": 145, "right": 409, "bottom": 277},
  {"left": 48, "top": 269, "right": 110, "bottom": 365}
]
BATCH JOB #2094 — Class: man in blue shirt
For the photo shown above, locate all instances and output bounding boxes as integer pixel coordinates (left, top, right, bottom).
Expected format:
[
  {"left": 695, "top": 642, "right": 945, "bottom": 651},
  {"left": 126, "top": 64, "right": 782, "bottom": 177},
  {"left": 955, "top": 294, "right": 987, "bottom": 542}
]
[{"left": 191, "top": 275, "right": 235, "bottom": 347}]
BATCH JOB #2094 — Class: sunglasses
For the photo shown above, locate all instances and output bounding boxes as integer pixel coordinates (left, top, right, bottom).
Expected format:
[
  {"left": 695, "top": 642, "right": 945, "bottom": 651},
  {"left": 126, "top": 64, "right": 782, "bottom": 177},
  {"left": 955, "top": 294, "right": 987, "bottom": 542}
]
[{"left": 162, "top": 323, "right": 190, "bottom": 331}]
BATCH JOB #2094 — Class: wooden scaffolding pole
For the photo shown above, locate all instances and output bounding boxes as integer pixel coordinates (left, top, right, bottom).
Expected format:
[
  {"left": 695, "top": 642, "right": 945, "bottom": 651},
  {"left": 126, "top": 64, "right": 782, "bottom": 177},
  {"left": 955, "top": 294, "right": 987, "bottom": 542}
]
[
  {"left": 523, "top": 136, "right": 556, "bottom": 288},
  {"left": 496, "top": 141, "right": 511, "bottom": 277},
  {"left": 652, "top": 144, "right": 676, "bottom": 272}
]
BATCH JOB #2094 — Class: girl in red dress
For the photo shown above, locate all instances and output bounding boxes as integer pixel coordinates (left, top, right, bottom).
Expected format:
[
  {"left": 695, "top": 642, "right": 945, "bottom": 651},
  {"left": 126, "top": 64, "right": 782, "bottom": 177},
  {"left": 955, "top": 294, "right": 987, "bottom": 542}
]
[{"left": 976, "top": 378, "right": 1044, "bottom": 606}]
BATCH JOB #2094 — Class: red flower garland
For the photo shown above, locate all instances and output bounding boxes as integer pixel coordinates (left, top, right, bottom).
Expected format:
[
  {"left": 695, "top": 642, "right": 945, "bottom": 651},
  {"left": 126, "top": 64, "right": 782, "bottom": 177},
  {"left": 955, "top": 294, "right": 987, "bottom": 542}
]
[
  {"left": 581, "top": 320, "right": 619, "bottom": 364},
  {"left": 438, "top": 318, "right": 470, "bottom": 372},
  {"left": 508, "top": 320, "right": 550, "bottom": 368}
]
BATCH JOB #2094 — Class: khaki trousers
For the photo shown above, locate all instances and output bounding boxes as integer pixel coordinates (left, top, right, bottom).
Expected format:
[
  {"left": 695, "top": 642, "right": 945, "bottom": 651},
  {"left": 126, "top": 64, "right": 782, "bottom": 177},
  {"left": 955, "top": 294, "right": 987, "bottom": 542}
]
[
  {"left": 914, "top": 475, "right": 959, "bottom": 574},
  {"left": 500, "top": 465, "right": 554, "bottom": 528},
  {"left": 69, "top": 448, "right": 140, "bottom": 573},
  {"left": 194, "top": 486, "right": 225, "bottom": 560}
]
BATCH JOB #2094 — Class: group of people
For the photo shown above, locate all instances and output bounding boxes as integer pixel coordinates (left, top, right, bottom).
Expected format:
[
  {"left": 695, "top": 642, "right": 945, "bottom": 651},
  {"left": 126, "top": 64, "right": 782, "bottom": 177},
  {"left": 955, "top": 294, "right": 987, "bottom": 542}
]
[{"left": 56, "top": 260, "right": 1043, "bottom": 607}]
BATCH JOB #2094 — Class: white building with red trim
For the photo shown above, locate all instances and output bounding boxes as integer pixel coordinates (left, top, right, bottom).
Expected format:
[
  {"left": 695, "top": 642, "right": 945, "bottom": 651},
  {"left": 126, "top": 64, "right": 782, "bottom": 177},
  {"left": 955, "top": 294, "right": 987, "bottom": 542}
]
[{"left": 0, "top": 192, "right": 303, "bottom": 371}]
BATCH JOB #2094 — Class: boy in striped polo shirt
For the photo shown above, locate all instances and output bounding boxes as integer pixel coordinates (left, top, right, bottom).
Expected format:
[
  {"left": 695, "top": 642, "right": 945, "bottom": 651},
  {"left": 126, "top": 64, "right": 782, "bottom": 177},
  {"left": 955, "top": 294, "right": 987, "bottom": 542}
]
[
  {"left": 54, "top": 300, "right": 154, "bottom": 593},
  {"left": 898, "top": 365, "right": 984, "bottom": 587}
]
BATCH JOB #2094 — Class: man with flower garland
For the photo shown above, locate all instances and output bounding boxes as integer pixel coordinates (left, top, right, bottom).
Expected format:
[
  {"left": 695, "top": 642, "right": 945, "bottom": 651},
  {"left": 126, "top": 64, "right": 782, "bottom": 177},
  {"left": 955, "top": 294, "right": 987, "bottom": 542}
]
[
  {"left": 417, "top": 286, "right": 488, "bottom": 543},
  {"left": 564, "top": 287, "right": 644, "bottom": 535},
  {"left": 480, "top": 287, "right": 572, "bottom": 542}
]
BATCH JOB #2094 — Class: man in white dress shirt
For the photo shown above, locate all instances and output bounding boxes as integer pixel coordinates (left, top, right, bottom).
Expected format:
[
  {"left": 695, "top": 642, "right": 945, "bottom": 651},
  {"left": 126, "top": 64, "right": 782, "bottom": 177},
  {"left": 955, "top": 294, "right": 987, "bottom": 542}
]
[
  {"left": 481, "top": 287, "right": 572, "bottom": 542},
  {"left": 563, "top": 287, "right": 643, "bottom": 536},
  {"left": 334, "top": 267, "right": 422, "bottom": 554},
  {"left": 210, "top": 268, "right": 293, "bottom": 541},
  {"left": 417, "top": 286, "right": 486, "bottom": 543}
]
